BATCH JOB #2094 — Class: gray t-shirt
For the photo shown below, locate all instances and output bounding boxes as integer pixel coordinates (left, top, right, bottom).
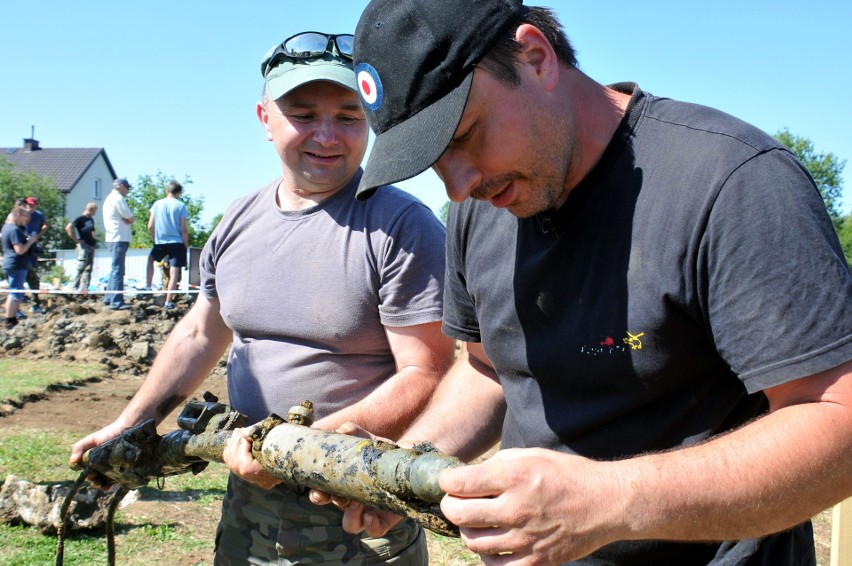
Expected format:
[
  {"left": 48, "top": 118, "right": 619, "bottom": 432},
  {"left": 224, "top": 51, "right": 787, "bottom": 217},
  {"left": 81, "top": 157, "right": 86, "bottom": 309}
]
[{"left": 200, "top": 171, "right": 446, "bottom": 424}]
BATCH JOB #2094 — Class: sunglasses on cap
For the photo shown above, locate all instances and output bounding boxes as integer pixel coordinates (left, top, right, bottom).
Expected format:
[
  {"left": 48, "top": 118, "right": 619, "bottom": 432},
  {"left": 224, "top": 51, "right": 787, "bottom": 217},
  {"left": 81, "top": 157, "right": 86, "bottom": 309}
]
[{"left": 262, "top": 32, "right": 354, "bottom": 78}]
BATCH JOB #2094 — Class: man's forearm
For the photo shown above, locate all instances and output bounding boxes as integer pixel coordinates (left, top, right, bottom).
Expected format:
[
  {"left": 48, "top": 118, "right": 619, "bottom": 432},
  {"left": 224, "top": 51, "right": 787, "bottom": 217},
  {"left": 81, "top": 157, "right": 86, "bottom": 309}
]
[
  {"left": 402, "top": 344, "right": 506, "bottom": 461},
  {"left": 118, "top": 301, "right": 232, "bottom": 428},
  {"left": 314, "top": 365, "right": 443, "bottom": 440},
  {"left": 610, "top": 364, "right": 852, "bottom": 542},
  {"left": 313, "top": 321, "right": 455, "bottom": 439}
]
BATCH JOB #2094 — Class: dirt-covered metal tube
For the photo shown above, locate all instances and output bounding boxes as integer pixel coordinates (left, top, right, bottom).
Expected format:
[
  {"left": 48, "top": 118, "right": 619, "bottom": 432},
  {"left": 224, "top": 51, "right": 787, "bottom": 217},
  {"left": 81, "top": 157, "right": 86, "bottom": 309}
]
[
  {"left": 371, "top": 449, "right": 463, "bottom": 503},
  {"left": 253, "top": 421, "right": 461, "bottom": 536},
  {"left": 79, "top": 395, "right": 463, "bottom": 537}
]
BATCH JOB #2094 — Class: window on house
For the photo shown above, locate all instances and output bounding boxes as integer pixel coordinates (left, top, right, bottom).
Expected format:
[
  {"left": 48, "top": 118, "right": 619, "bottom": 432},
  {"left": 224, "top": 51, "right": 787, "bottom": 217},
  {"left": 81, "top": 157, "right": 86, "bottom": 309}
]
[{"left": 93, "top": 178, "right": 101, "bottom": 199}]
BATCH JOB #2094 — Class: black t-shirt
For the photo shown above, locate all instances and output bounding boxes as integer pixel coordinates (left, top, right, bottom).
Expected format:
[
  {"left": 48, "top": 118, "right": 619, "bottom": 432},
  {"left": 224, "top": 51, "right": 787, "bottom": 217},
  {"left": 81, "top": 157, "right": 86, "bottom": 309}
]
[
  {"left": 443, "top": 85, "right": 852, "bottom": 564},
  {"left": 72, "top": 215, "right": 97, "bottom": 247}
]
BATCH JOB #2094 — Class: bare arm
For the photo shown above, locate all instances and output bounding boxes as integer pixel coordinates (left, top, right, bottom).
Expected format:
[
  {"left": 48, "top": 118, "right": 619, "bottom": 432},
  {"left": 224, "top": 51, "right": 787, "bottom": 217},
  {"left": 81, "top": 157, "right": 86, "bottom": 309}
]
[
  {"left": 70, "top": 294, "right": 232, "bottom": 465},
  {"left": 616, "top": 358, "right": 852, "bottom": 539},
  {"left": 401, "top": 342, "right": 506, "bottom": 460},
  {"left": 12, "top": 232, "right": 39, "bottom": 256},
  {"left": 147, "top": 212, "right": 155, "bottom": 239},
  {"left": 64, "top": 222, "right": 77, "bottom": 243},
  {"left": 438, "top": 359, "right": 852, "bottom": 563},
  {"left": 312, "top": 321, "right": 456, "bottom": 439}
]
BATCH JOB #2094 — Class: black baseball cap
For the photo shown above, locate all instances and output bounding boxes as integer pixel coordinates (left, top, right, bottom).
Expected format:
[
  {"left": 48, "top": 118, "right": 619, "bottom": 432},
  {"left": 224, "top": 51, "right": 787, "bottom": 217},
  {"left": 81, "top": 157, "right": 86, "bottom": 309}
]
[{"left": 354, "top": 0, "right": 523, "bottom": 199}]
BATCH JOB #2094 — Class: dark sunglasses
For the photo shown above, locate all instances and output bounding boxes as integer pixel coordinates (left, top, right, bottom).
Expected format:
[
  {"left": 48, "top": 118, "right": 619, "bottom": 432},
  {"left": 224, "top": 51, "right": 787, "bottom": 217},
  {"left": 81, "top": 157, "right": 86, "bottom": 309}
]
[{"left": 261, "top": 32, "right": 354, "bottom": 77}]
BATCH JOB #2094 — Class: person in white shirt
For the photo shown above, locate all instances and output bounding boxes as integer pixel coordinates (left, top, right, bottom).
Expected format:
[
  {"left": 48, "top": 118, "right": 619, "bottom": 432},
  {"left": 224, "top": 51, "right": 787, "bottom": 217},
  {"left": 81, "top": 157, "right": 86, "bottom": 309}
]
[{"left": 101, "top": 178, "right": 135, "bottom": 310}]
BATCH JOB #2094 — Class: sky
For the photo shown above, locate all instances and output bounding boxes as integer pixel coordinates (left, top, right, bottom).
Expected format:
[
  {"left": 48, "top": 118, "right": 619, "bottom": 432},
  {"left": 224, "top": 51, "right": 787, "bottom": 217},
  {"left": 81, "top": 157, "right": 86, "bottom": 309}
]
[{"left": 2, "top": 1, "right": 851, "bottom": 225}]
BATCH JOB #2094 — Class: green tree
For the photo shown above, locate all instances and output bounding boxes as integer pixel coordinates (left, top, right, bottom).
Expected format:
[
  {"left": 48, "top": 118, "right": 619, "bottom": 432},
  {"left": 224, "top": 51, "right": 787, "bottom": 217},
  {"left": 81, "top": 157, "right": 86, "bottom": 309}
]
[
  {"left": 0, "top": 157, "right": 68, "bottom": 259},
  {"left": 775, "top": 129, "right": 846, "bottom": 230},
  {"left": 208, "top": 212, "right": 223, "bottom": 235},
  {"left": 837, "top": 214, "right": 852, "bottom": 268},
  {"left": 438, "top": 201, "right": 449, "bottom": 225},
  {"left": 126, "top": 172, "right": 214, "bottom": 249}
]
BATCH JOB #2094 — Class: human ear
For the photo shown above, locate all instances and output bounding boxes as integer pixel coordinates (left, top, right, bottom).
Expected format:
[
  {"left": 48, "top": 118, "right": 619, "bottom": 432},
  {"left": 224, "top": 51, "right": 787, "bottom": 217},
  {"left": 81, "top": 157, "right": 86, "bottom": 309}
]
[
  {"left": 256, "top": 101, "right": 274, "bottom": 141},
  {"left": 514, "top": 24, "right": 559, "bottom": 91}
]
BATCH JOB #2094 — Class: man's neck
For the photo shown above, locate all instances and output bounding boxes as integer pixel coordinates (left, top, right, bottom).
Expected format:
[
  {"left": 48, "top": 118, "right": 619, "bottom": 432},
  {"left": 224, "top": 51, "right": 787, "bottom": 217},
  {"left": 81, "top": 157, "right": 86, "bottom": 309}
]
[
  {"left": 276, "top": 178, "right": 349, "bottom": 212},
  {"left": 556, "top": 69, "right": 631, "bottom": 208}
]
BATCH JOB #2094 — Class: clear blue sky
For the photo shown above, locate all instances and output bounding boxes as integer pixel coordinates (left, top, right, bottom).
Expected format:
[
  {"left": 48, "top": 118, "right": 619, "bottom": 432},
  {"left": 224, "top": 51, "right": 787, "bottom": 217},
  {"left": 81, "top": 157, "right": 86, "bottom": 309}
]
[{"left": 2, "top": 1, "right": 850, "bottom": 224}]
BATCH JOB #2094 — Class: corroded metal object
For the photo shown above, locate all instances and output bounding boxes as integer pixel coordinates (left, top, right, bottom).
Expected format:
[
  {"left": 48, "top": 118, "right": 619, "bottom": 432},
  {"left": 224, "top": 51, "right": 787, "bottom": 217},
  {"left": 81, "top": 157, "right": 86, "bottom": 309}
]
[
  {"left": 78, "top": 392, "right": 463, "bottom": 537},
  {"left": 79, "top": 392, "right": 244, "bottom": 488},
  {"left": 251, "top": 416, "right": 462, "bottom": 536}
]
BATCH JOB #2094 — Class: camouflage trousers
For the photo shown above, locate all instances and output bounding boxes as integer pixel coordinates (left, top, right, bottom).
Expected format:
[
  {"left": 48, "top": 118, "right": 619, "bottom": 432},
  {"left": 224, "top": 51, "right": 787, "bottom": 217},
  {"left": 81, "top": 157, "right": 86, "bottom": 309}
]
[{"left": 214, "top": 474, "right": 428, "bottom": 565}]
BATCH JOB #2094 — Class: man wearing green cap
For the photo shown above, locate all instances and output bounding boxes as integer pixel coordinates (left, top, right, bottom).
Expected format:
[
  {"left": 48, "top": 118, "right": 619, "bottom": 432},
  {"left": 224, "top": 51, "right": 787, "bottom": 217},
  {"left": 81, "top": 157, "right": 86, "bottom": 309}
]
[
  {"left": 338, "top": 0, "right": 852, "bottom": 564},
  {"left": 71, "top": 30, "right": 452, "bottom": 564}
]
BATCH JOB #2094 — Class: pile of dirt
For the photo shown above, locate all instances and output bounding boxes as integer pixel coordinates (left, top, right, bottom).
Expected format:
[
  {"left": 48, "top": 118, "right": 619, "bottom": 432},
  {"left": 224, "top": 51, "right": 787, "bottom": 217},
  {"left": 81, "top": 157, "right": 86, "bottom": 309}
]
[
  {"left": 0, "top": 292, "right": 228, "bottom": 420},
  {"left": 1, "top": 293, "right": 215, "bottom": 373}
]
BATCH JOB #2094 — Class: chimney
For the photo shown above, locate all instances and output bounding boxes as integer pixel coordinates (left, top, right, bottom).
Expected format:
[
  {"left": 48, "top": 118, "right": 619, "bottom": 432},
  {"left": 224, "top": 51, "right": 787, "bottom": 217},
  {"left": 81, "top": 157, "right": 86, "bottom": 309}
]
[{"left": 23, "top": 138, "right": 41, "bottom": 152}]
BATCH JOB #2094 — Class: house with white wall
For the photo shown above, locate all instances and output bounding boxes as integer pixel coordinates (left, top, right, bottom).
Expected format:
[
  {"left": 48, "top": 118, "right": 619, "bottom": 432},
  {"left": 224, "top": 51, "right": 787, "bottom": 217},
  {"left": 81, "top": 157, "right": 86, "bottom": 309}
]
[{"left": 1, "top": 137, "right": 117, "bottom": 232}]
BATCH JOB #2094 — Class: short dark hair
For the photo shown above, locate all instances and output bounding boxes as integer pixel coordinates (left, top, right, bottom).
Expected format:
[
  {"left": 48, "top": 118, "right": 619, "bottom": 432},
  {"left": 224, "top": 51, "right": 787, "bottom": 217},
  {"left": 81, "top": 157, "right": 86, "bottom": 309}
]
[
  {"left": 478, "top": 6, "right": 577, "bottom": 87},
  {"left": 167, "top": 181, "right": 183, "bottom": 196}
]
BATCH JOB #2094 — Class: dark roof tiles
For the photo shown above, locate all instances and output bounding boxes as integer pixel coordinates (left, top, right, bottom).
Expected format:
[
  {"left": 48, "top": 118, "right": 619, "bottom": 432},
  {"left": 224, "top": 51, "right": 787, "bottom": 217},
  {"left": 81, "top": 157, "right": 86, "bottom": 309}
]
[{"left": 0, "top": 147, "right": 116, "bottom": 193}]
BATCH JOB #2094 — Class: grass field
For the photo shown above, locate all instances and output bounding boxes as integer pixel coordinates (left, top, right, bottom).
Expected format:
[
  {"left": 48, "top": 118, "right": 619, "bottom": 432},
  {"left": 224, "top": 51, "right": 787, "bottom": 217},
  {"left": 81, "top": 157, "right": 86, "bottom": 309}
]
[{"left": 0, "top": 359, "right": 107, "bottom": 404}]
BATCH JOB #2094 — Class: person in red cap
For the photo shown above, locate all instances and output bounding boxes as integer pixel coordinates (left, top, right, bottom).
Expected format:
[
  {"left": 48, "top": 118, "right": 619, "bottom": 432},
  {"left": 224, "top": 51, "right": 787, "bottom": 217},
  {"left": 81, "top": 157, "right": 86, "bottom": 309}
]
[
  {"left": 22, "top": 196, "right": 48, "bottom": 313},
  {"left": 2, "top": 205, "right": 40, "bottom": 329},
  {"left": 331, "top": 1, "right": 852, "bottom": 565}
]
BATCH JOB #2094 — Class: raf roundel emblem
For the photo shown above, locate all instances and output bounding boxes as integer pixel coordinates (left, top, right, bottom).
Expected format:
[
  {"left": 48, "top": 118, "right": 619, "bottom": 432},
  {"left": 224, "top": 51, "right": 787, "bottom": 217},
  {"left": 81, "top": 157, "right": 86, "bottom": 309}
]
[{"left": 355, "top": 62, "right": 383, "bottom": 112}]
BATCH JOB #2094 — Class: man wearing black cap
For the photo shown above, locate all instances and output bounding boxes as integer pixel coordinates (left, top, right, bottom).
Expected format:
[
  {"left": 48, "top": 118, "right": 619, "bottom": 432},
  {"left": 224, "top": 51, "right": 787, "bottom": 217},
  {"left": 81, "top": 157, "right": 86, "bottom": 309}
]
[
  {"left": 72, "top": 30, "right": 452, "bottom": 565},
  {"left": 344, "top": 1, "right": 852, "bottom": 564},
  {"left": 102, "top": 178, "right": 135, "bottom": 310}
]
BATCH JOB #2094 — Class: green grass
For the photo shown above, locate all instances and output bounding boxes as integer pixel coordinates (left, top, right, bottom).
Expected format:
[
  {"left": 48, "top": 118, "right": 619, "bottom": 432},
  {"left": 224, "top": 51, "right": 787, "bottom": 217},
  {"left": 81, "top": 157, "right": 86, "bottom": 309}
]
[
  {"left": 0, "top": 428, "right": 81, "bottom": 482},
  {"left": 0, "top": 524, "right": 107, "bottom": 566},
  {"left": 0, "top": 359, "right": 108, "bottom": 403},
  {"left": 426, "top": 532, "right": 482, "bottom": 564},
  {"left": 0, "top": 358, "right": 229, "bottom": 566},
  {"left": 0, "top": 427, "right": 229, "bottom": 565}
]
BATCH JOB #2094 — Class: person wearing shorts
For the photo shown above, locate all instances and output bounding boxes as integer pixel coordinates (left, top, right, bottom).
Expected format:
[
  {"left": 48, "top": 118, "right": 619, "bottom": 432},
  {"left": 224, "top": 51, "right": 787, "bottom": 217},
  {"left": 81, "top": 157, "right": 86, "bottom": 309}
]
[{"left": 146, "top": 181, "right": 189, "bottom": 309}]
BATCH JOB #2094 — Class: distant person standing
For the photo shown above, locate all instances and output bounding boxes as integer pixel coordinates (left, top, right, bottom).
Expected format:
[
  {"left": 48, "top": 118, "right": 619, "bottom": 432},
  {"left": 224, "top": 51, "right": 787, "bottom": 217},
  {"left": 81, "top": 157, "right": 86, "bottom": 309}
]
[
  {"left": 3, "top": 206, "right": 40, "bottom": 329},
  {"left": 102, "top": 178, "right": 135, "bottom": 310},
  {"left": 146, "top": 181, "right": 189, "bottom": 309},
  {"left": 65, "top": 202, "right": 98, "bottom": 294},
  {"left": 23, "top": 196, "right": 48, "bottom": 314}
]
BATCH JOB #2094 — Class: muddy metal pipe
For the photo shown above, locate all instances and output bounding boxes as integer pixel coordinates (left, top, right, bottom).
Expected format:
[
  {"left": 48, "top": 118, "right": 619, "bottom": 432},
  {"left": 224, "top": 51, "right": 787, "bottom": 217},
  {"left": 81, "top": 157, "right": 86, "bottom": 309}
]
[
  {"left": 79, "top": 394, "right": 463, "bottom": 537},
  {"left": 253, "top": 418, "right": 462, "bottom": 535}
]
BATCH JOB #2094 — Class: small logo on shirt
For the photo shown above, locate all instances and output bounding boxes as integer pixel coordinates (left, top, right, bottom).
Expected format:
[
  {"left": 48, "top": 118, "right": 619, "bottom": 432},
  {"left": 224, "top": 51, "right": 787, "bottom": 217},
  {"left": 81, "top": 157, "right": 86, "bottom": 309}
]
[
  {"left": 580, "top": 331, "right": 646, "bottom": 356},
  {"left": 624, "top": 331, "right": 645, "bottom": 350}
]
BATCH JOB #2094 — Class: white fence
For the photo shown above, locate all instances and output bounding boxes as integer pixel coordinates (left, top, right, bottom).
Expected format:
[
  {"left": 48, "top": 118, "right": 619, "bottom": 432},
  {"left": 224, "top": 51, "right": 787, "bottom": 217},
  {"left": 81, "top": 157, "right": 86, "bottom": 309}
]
[{"left": 50, "top": 247, "right": 202, "bottom": 293}]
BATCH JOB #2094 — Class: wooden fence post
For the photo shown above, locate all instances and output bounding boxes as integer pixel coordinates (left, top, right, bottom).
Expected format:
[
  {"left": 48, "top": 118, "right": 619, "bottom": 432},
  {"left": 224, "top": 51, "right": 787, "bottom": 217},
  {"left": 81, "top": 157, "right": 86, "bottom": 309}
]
[{"left": 831, "top": 497, "right": 852, "bottom": 566}]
